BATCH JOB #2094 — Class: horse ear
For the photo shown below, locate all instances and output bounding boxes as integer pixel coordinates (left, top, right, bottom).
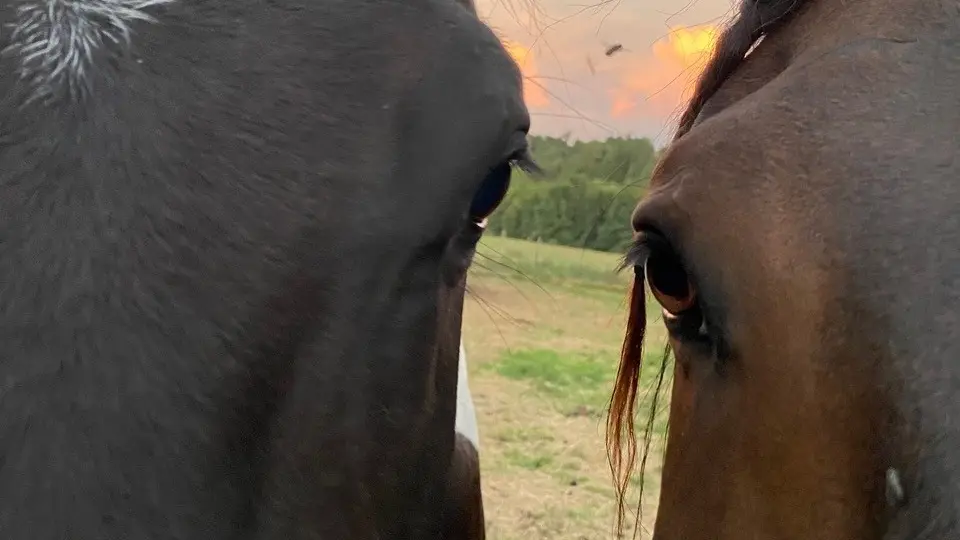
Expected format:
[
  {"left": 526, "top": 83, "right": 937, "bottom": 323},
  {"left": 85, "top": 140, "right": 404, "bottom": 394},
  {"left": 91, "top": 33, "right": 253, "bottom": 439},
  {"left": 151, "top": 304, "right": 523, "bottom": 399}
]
[{"left": 454, "top": 0, "right": 477, "bottom": 15}]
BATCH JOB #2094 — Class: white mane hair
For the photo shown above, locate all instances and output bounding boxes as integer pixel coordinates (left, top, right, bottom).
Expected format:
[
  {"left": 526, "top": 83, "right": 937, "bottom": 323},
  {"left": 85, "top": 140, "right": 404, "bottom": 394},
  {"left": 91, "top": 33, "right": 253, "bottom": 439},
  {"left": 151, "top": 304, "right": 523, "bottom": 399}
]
[{"left": 2, "top": 0, "right": 173, "bottom": 103}]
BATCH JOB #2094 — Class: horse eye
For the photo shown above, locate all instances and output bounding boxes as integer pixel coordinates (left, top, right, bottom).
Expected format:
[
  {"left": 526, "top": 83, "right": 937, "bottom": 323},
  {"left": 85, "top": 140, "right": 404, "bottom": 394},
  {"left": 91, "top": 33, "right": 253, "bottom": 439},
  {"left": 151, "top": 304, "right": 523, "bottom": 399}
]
[
  {"left": 468, "top": 161, "right": 512, "bottom": 223},
  {"left": 645, "top": 252, "right": 697, "bottom": 315}
]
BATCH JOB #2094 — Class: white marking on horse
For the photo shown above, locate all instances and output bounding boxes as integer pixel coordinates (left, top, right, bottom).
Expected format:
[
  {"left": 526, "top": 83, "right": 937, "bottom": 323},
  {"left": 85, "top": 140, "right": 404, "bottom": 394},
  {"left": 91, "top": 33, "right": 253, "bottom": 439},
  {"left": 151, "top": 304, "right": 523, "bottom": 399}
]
[
  {"left": 885, "top": 467, "right": 906, "bottom": 508},
  {"left": 3, "top": 0, "right": 172, "bottom": 102},
  {"left": 455, "top": 340, "right": 480, "bottom": 451}
]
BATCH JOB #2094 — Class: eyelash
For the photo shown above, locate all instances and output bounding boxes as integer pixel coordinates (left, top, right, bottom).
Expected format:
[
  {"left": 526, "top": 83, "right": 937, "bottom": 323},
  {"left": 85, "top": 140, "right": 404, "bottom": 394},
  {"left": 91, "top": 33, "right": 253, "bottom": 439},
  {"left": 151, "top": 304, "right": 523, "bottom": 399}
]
[
  {"left": 467, "top": 147, "right": 541, "bottom": 227},
  {"left": 625, "top": 232, "right": 712, "bottom": 345},
  {"left": 509, "top": 147, "right": 540, "bottom": 175}
]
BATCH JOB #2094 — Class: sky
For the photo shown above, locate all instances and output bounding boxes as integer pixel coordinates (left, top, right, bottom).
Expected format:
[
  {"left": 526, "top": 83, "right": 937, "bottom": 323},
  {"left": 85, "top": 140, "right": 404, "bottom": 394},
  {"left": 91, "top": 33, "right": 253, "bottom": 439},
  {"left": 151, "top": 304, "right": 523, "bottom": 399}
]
[{"left": 476, "top": 0, "right": 737, "bottom": 144}]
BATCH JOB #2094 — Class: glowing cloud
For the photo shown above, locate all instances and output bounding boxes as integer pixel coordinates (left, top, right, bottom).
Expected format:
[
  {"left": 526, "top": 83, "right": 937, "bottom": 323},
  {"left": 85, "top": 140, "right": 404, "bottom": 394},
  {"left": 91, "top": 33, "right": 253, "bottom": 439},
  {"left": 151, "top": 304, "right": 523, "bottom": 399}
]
[
  {"left": 654, "top": 25, "right": 720, "bottom": 66},
  {"left": 501, "top": 39, "right": 550, "bottom": 108},
  {"left": 609, "top": 25, "right": 719, "bottom": 119}
]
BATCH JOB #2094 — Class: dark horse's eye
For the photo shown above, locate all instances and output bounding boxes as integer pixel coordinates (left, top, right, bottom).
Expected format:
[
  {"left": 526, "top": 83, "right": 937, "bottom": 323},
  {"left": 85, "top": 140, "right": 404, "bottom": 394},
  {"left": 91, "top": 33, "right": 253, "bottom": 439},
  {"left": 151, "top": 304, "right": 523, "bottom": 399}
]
[
  {"left": 645, "top": 250, "right": 697, "bottom": 315},
  {"left": 469, "top": 161, "right": 512, "bottom": 224},
  {"left": 629, "top": 231, "right": 715, "bottom": 347},
  {"left": 469, "top": 148, "right": 540, "bottom": 225}
]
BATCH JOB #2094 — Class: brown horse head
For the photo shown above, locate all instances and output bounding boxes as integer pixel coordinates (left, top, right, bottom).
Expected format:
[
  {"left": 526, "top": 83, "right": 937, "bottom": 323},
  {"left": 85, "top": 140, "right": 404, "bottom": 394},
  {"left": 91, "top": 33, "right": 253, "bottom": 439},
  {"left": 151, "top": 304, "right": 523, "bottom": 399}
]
[{"left": 609, "top": 1, "right": 960, "bottom": 539}]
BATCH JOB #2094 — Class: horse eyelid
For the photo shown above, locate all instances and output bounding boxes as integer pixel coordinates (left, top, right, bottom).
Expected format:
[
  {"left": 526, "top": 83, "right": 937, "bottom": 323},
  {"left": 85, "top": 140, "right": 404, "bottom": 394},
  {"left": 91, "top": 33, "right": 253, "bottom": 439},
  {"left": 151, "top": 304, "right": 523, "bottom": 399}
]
[{"left": 621, "top": 229, "right": 670, "bottom": 271}]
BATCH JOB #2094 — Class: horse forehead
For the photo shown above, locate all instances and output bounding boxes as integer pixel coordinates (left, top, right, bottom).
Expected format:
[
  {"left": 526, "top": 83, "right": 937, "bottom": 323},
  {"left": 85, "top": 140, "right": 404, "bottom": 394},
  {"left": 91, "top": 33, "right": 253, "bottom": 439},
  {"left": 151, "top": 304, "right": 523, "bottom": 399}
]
[
  {"left": 635, "top": 43, "right": 960, "bottom": 436},
  {"left": 0, "top": 0, "right": 511, "bottom": 106},
  {"left": 658, "top": 37, "right": 954, "bottom": 201},
  {"left": 647, "top": 36, "right": 960, "bottom": 307},
  {"left": 0, "top": 0, "right": 175, "bottom": 103}
]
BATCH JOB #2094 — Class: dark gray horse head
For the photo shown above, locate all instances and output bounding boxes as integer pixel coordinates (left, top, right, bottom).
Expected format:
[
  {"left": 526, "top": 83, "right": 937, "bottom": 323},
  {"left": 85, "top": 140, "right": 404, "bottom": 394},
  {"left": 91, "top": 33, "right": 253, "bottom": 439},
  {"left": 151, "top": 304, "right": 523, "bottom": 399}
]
[{"left": 0, "top": 1, "right": 531, "bottom": 538}]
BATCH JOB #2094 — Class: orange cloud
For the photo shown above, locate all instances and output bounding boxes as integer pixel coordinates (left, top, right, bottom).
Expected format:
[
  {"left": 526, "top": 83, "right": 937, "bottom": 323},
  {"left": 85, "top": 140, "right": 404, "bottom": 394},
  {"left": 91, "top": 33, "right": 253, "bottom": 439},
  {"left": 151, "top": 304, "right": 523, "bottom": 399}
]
[
  {"left": 501, "top": 39, "right": 550, "bottom": 108},
  {"left": 609, "top": 25, "right": 719, "bottom": 119}
]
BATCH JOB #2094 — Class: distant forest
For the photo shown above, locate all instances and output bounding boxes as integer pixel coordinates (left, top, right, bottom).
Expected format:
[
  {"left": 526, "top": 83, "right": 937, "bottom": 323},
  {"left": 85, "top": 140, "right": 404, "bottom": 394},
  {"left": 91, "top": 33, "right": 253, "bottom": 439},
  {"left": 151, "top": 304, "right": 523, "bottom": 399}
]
[{"left": 490, "top": 135, "right": 661, "bottom": 252}]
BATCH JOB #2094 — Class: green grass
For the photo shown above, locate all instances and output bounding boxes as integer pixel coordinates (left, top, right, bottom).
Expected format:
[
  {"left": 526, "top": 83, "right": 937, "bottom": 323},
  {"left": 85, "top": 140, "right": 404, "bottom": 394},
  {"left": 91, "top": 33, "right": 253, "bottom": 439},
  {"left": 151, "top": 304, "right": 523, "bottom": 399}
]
[
  {"left": 462, "top": 235, "right": 668, "bottom": 538},
  {"left": 490, "top": 348, "right": 613, "bottom": 413},
  {"left": 472, "top": 235, "right": 672, "bottom": 313},
  {"left": 504, "top": 448, "right": 555, "bottom": 471},
  {"left": 474, "top": 235, "right": 629, "bottom": 292},
  {"left": 488, "top": 346, "right": 672, "bottom": 431}
]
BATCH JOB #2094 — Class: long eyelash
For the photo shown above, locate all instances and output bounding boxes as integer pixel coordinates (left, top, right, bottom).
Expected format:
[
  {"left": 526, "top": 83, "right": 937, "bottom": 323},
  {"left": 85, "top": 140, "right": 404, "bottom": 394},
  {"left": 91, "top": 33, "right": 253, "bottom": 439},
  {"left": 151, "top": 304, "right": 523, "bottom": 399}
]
[
  {"left": 509, "top": 147, "right": 542, "bottom": 176},
  {"left": 621, "top": 239, "right": 650, "bottom": 272},
  {"left": 620, "top": 231, "right": 670, "bottom": 272}
]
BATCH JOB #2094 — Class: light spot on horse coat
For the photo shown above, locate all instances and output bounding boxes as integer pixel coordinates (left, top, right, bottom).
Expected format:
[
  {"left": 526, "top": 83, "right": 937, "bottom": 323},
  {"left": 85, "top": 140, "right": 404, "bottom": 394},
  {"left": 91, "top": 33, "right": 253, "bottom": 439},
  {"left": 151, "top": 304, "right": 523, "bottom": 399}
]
[
  {"left": 455, "top": 340, "right": 480, "bottom": 451},
  {"left": 3, "top": 0, "right": 172, "bottom": 102},
  {"left": 886, "top": 467, "right": 905, "bottom": 508}
]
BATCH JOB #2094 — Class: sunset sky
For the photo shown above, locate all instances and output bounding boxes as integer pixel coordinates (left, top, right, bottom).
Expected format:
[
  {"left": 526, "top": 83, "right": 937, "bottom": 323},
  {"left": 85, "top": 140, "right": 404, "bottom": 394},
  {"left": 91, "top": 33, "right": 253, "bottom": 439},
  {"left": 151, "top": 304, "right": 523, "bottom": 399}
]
[{"left": 476, "top": 0, "right": 736, "bottom": 144}]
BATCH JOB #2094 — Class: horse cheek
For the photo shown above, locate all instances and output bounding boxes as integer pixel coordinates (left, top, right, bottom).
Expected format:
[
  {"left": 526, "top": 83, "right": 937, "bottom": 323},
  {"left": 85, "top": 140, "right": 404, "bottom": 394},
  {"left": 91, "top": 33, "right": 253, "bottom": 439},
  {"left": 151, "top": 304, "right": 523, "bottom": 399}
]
[
  {"left": 655, "top": 346, "right": 739, "bottom": 539},
  {"left": 670, "top": 351, "right": 697, "bottom": 438}
]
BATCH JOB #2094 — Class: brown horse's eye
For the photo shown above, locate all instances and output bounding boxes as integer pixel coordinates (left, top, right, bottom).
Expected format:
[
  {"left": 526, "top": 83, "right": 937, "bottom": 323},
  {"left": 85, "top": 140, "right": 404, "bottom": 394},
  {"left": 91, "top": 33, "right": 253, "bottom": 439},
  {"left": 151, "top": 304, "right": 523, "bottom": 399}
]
[{"left": 645, "top": 252, "right": 697, "bottom": 315}]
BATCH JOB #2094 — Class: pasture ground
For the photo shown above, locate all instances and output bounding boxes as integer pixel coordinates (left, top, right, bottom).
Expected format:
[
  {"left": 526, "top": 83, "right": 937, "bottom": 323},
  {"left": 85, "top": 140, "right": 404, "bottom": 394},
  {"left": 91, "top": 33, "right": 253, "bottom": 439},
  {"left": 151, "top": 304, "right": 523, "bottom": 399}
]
[{"left": 463, "top": 236, "right": 671, "bottom": 540}]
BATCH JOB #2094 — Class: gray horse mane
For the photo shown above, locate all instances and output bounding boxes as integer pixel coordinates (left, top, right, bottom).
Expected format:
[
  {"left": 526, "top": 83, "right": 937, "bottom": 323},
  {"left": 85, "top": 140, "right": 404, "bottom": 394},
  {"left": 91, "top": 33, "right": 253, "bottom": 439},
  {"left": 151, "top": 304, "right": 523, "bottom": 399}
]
[{"left": 2, "top": 0, "right": 172, "bottom": 103}]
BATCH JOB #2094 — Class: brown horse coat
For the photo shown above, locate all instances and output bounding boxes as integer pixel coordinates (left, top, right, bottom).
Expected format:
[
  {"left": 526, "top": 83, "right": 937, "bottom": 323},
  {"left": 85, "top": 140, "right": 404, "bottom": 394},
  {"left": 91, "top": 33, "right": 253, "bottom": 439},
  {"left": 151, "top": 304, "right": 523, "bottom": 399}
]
[{"left": 608, "top": 1, "right": 960, "bottom": 539}]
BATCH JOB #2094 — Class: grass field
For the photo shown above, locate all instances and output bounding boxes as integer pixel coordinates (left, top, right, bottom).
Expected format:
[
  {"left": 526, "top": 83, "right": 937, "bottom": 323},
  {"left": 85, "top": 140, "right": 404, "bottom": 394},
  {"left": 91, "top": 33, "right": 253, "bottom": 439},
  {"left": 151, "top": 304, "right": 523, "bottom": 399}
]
[{"left": 463, "top": 235, "right": 672, "bottom": 540}]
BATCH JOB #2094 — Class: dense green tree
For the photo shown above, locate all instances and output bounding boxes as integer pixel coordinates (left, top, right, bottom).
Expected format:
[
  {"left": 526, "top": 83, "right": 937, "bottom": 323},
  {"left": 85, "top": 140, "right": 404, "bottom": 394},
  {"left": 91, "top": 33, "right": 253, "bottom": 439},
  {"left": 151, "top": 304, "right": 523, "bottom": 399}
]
[{"left": 489, "top": 135, "right": 660, "bottom": 252}]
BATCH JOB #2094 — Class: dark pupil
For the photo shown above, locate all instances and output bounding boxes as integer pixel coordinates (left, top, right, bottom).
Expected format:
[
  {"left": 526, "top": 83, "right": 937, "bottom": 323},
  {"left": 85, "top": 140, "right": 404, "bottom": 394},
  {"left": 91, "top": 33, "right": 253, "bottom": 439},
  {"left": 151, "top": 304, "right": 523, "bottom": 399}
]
[
  {"left": 469, "top": 162, "right": 511, "bottom": 220},
  {"left": 647, "top": 253, "right": 689, "bottom": 299}
]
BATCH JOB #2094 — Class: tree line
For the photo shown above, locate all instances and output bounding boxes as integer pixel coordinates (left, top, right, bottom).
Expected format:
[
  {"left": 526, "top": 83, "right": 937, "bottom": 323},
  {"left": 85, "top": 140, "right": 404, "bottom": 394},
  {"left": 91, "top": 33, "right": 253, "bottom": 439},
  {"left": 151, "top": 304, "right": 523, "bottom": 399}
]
[{"left": 489, "top": 134, "right": 661, "bottom": 253}]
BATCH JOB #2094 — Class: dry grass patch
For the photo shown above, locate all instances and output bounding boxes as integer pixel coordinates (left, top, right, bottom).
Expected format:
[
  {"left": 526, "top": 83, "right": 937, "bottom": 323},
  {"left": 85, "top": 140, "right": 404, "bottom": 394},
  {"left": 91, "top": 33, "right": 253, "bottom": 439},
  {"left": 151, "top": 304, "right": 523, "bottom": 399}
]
[{"left": 463, "top": 236, "right": 670, "bottom": 540}]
